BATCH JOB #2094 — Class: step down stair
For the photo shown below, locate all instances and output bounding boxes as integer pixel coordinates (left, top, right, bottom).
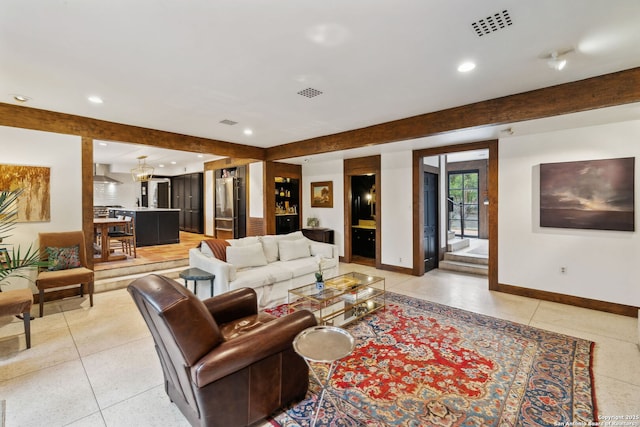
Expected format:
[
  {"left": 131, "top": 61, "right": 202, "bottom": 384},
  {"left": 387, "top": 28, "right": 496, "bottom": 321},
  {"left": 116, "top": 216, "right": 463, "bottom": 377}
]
[{"left": 439, "top": 247, "right": 488, "bottom": 276}]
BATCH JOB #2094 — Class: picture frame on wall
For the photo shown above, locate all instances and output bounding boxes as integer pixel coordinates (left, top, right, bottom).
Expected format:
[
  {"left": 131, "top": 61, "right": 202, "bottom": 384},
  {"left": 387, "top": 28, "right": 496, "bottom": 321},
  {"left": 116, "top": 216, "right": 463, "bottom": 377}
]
[
  {"left": 311, "top": 181, "right": 333, "bottom": 208},
  {"left": 539, "top": 157, "right": 635, "bottom": 231}
]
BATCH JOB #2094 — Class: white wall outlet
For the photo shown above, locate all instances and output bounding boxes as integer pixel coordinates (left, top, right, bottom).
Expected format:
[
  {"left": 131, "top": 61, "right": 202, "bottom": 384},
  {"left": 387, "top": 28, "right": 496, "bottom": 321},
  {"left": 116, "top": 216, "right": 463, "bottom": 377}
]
[{"left": 560, "top": 266, "right": 567, "bottom": 274}]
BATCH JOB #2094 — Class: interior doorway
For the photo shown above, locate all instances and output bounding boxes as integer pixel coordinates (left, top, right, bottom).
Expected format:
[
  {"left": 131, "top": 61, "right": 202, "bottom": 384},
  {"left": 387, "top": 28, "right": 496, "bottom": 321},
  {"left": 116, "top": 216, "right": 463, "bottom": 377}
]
[
  {"left": 412, "top": 140, "right": 497, "bottom": 290},
  {"left": 344, "top": 156, "right": 381, "bottom": 268},
  {"left": 351, "top": 174, "right": 377, "bottom": 265}
]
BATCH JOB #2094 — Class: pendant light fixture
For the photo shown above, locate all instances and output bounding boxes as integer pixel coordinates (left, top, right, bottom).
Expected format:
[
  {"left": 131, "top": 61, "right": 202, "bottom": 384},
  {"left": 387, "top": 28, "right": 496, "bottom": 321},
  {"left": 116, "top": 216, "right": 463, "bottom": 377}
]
[{"left": 131, "top": 155, "right": 154, "bottom": 182}]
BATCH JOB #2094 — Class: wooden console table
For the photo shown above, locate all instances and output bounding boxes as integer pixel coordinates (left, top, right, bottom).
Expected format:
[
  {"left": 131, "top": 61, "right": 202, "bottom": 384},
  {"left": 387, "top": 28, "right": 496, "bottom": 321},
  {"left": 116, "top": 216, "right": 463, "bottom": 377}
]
[{"left": 302, "top": 228, "right": 334, "bottom": 244}]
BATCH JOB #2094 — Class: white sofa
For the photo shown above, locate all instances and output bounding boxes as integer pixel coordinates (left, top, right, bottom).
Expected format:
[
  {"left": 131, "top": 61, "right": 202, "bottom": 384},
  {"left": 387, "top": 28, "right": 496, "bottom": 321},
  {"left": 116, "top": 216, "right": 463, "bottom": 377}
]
[{"left": 188, "top": 231, "right": 339, "bottom": 308}]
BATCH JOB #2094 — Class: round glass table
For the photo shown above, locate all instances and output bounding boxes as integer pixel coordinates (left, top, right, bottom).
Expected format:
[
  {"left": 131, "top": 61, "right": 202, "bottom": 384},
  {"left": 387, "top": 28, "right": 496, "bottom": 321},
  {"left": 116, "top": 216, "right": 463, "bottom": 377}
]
[{"left": 293, "top": 325, "right": 355, "bottom": 427}]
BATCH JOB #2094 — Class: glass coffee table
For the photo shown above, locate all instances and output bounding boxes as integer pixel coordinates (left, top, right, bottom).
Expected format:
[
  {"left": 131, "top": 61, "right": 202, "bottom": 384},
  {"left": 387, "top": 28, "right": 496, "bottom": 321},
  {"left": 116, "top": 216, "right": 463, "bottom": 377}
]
[{"left": 288, "top": 272, "right": 385, "bottom": 326}]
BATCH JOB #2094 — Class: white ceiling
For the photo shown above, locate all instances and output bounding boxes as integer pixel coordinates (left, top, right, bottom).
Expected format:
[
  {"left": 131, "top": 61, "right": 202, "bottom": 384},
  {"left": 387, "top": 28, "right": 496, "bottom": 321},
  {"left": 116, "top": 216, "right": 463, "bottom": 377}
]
[{"left": 2, "top": 0, "right": 640, "bottom": 166}]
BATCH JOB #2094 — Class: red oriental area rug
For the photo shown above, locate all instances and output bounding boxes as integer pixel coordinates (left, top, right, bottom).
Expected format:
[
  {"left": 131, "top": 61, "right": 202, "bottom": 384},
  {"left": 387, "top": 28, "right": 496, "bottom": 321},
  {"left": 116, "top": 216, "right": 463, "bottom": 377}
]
[{"left": 267, "top": 292, "right": 597, "bottom": 427}]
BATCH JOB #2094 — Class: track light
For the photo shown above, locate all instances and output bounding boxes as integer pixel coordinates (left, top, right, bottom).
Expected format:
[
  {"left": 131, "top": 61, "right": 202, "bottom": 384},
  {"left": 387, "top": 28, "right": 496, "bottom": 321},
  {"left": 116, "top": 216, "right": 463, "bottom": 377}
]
[
  {"left": 544, "top": 49, "right": 573, "bottom": 71},
  {"left": 548, "top": 52, "right": 567, "bottom": 70}
]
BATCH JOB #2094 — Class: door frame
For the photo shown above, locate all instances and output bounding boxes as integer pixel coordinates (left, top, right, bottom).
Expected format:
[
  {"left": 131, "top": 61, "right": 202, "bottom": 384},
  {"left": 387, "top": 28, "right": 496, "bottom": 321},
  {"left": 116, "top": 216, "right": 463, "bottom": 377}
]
[
  {"left": 343, "top": 155, "right": 381, "bottom": 267},
  {"left": 412, "top": 140, "right": 498, "bottom": 290}
]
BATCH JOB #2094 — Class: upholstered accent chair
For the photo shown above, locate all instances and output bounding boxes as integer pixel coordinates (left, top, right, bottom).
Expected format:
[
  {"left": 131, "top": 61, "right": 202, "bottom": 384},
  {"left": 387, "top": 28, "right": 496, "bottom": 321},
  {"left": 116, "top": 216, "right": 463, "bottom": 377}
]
[
  {"left": 0, "top": 288, "right": 33, "bottom": 348},
  {"left": 127, "top": 274, "right": 317, "bottom": 427},
  {"left": 36, "top": 231, "right": 94, "bottom": 317}
]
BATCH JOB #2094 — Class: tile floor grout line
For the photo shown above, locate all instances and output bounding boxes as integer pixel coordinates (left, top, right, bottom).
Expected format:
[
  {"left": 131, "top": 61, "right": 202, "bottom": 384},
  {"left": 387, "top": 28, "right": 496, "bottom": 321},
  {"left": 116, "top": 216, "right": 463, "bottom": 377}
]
[
  {"left": 527, "top": 299, "right": 543, "bottom": 327},
  {"left": 62, "top": 306, "right": 105, "bottom": 426}
]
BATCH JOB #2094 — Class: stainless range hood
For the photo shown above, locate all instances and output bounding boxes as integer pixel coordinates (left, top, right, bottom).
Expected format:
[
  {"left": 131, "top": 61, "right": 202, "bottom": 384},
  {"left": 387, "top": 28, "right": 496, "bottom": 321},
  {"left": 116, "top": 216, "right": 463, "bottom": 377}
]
[{"left": 93, "top": 164, "right": 122, "bottom": 184}]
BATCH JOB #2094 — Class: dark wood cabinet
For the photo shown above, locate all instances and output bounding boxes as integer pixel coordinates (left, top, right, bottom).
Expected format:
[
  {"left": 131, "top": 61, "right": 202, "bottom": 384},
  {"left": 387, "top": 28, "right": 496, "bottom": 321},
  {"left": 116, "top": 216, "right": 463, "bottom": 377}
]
[
  {"left": 302, "top": 228, "right": 334, "bottom": 244},
  {"left": 276, "top": 214, "right": 298, "bottom": 234},
  {"left": 275, "top": 177, "right": 299, "bottom": 234},
  {"left": 264, "top": 162, "right": 302, "bottom": 236},
  {"left": 352, "top": 227, "right": 375, "bottom": 258},
  {"left": 171, "top": 173, "right": 203, "bottom": 233}
]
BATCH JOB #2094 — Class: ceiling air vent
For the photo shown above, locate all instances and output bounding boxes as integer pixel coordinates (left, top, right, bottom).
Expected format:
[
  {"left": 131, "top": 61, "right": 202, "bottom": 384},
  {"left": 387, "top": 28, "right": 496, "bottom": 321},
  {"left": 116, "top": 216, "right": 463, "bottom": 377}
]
[
  {"left": 219, "top": 119, "right": 238, "bottom": 125},
  {"left": 471, "top": 10, "right": 512, "bottom": 37},
  {"left": 297, "top": 88, "right": 323, "bottom": 98}
]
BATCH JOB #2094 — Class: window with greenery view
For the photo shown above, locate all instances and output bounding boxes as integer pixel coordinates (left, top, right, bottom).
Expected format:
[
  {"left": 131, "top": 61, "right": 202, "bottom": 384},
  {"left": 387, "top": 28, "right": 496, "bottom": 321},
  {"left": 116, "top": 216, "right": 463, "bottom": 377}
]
[{"left": 448, "top": 171, "right": 479, "bottom": 238}]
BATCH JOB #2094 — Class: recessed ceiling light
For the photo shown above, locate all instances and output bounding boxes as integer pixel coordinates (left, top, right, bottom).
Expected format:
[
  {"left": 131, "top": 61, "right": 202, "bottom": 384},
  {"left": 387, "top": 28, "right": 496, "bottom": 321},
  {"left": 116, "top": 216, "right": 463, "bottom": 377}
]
[
  {"left": 98, "top": 142, "right": 108, "bottom": 146},
  {"left": 13, "top": 94, "right": 31, "bottom": 103},
  {"left": 244, "top": 129, "right": 253, "bottom": 136},
  {"left": 88, "top": 95, "right": 103, "bottom": 104},
  {"left": 197, "top": 154, "right": 204, "bottom": 158},
  {"left": 170, "top": 161, "right": 177, "bottom": 165},
  {"left": 159, "top": 164, "right": 165, "bottom": 168},
  {"left": 457, "top": 61, "right": 476, "bottom": 73}
]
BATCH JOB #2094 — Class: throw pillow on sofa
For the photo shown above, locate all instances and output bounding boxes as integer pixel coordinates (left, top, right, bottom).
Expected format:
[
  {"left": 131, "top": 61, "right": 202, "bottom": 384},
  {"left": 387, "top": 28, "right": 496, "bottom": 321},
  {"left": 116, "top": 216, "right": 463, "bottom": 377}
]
[
  {"left": 228, "top": 236, "right": 261, "bottom": 247},
  {"left": 260, "top": 236, "right": 279, "bottom": 263},
  {"left": 226, "top": 242, "right": 268, "bottom": 269},
  {"left": 278, "top": 238, "right": 311, "bottom": 261}
]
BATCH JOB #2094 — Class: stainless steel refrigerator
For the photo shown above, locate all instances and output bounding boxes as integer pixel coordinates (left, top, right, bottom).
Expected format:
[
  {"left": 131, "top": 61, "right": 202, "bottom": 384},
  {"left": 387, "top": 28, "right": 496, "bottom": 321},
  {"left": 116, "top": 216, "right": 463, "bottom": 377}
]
[{"left": 215, "top": 177, "right": 245, "bottom": 238}]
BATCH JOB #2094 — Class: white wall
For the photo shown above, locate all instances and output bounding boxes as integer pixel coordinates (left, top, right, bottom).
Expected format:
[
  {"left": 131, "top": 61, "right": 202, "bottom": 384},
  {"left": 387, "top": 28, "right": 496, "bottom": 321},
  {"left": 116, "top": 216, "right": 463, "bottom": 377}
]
[
  {"left": 302, "top": 159, "right": 345, "bottom": 256},
  {"left": 381, "top": 152, "right": 413, "bottom": 268},
  {"left": 249, "top": 162, "right": 263, "bottom": 218},
  {"left": 0, "top": 126, "right": 83, "bottom": 289},
  {"left": 499, "top": 120, "right": 640, "bottom": 307},
  {"left": 301, "top": 154, "right": 414, "bottom": 267}
]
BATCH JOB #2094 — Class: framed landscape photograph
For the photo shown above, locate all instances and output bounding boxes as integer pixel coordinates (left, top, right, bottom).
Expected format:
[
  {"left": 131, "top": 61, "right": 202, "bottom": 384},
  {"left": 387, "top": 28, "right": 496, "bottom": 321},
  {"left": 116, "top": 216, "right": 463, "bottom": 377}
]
[
  {"left": 311, "top": 181, "right": 333, "bottom": 208},
  {"left": 540, "top": 157, "right": 635, "bottom": 231}
]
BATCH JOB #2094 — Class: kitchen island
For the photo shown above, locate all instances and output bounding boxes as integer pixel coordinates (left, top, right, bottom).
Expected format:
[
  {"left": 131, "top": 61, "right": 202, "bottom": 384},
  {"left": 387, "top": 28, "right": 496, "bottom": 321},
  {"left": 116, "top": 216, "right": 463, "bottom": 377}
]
[{"left": 109, "top": 208, "right": 180, "bottom": 247}]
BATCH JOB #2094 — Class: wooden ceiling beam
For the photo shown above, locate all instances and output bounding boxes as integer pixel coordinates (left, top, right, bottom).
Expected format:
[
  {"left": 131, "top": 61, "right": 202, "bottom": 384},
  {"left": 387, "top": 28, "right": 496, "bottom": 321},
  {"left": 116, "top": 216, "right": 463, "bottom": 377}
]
[
  {"left": 265, "top": 67, "right": 640, "bottom": 161},
  {"left": 0, "top": 103, "right": 266, "bottom": 160},
  {"left": 3, "top": 67, "right": 639, "bottom": 162}
]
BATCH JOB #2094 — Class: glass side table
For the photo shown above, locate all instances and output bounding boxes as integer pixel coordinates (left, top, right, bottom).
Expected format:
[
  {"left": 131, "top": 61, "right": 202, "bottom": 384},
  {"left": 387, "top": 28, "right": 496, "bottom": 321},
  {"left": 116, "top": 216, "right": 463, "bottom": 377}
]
[{"left": 293, "top": 326, "right": 355, "bottom": 427}]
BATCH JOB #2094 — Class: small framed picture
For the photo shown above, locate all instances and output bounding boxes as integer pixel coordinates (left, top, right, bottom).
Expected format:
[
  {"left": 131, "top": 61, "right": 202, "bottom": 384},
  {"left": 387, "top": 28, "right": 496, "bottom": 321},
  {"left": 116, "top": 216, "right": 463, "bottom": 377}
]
[
  {"left": 311, "top": 181, "right": 333, "bottom": 208},
  {"left": 0, "top": 248, "right": 10, "bottom": 268}
]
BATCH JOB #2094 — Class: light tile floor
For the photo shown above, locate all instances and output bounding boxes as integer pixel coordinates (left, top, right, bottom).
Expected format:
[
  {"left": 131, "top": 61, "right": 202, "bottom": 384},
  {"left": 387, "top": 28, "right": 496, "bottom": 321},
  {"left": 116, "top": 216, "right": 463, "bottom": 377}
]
[{"left": 1, "top": 264, "right": 639, "bottom": 426}]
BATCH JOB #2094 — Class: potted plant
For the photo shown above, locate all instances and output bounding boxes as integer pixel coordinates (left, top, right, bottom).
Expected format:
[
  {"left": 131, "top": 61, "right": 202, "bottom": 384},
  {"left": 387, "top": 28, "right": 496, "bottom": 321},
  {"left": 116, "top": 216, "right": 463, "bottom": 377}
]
[
  {"left": 314, "top": 255, "right": 324, "bottom": 290},
  {"left": 0, "top": 189, "right": 42, "bottom": 287}
]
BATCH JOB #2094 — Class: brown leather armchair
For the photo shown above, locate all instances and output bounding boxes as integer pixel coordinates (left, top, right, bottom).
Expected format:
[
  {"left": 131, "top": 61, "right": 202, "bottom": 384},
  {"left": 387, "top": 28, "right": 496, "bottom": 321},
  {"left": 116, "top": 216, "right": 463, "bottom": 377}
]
[{"left": 127, "top": 274, "right": 317, "bottom": 427}]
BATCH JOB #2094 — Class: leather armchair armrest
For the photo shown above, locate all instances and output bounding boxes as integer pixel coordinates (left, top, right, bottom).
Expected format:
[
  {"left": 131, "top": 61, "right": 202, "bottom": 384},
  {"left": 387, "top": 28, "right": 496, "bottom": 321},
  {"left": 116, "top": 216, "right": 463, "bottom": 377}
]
[
  {"left": 203, "top": 288, "right": 258, "bottom": 324},
  {"left": 192, "top": 310, "right": 317, "bottom": 387}
]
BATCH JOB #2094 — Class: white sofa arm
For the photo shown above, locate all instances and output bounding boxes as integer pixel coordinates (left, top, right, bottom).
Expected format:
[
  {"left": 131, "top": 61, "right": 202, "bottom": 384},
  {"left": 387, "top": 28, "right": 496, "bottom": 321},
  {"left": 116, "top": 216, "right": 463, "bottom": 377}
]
[
  {"left": 188, "top": 248, "right": 233, "bottom": 294},
  {"left": 309, "top": 241, "right": 339, "bottom": 260}
]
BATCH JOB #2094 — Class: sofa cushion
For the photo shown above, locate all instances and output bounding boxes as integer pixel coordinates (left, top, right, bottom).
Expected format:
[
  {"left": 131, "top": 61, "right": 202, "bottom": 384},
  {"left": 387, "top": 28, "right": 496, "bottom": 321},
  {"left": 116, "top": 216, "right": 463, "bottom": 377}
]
[
  {"left": 273, "top": 258, "right": 318, "bottom": 277},
  {"left": 278, "top": 238, "right": 310, "bottom": 261},
  {"left": 226, "top": 243, "right": 268, "bottom": 269},
  {"left": 228, "top": 236, "right": 261, "bottom": 247},
  {"left": 260, "top": 235, "right": 279, "bottom": 263},
  {"left": 230, "top": 264, "right": 292, "bottom": 290},
  {"left": 277, "top": 230, "right": 305, "bottom": 241}
]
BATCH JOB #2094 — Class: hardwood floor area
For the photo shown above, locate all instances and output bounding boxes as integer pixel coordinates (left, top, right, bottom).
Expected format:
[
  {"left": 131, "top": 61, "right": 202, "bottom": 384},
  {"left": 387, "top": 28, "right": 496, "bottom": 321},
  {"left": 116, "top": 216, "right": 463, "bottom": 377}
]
[{"left": 93, "top": 231, "right": 205, "bottom": 272}]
